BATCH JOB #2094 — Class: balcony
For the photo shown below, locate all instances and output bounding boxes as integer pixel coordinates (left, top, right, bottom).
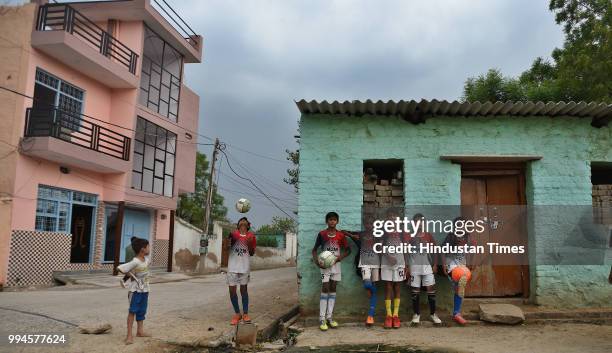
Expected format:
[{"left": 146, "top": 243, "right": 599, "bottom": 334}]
[
  {"left": 32, "top": 3, "right": 140, "bottom": 88},
  {"left": 22, "top": 107, "right": 132, "bottom": 174}
]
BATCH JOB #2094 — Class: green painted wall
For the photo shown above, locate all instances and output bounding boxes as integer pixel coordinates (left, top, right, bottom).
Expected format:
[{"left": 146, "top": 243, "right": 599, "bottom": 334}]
[{"left": 297, "top": 114, "right": 611, "bottom": 317}]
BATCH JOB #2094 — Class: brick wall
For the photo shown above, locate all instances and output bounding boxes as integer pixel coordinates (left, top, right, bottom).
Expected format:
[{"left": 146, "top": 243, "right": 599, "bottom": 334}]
[{"left": 298, "top": 114, "right": 612, "bottom": 315}]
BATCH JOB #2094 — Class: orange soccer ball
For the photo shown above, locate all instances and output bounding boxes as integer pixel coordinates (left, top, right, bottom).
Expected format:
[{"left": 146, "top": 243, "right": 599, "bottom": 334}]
[{"left": 451, "top": 266, "right": 472, "bottom": 282}]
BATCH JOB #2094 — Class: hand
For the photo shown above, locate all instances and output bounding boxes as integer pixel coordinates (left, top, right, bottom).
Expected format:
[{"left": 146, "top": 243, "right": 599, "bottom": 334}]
[
  {"left": 403, "top": 267, "right": 408, "bottom": 281},
  {"left": 432, "top": 266, "right": 438, "bottom": 274}
]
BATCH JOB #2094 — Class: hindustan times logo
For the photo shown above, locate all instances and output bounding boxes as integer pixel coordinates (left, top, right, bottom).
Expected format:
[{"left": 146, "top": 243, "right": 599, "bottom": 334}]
[{"left": 372, "top": 217, "right": 486, "bottom": 237}]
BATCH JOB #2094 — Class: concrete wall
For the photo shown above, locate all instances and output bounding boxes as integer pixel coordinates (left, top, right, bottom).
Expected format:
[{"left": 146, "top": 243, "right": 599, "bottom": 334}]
[
  {"left": 297, "top": 114, "right": 612, "bottom": 316},
  {"left": 173, "top": 217, "right": 202, "bottom": 272}
]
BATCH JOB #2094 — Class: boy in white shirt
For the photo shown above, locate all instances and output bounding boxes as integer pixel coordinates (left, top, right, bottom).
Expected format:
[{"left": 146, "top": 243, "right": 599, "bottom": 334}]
[{"left": 117, "top": 237, "right": 151, "bottom": 345}]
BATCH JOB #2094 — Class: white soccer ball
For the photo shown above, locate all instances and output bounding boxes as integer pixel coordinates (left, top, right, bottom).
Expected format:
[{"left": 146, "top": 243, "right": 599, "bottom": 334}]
[
  {"left": 318, "top": 250, "right": 337, "bottom": 269},
  {"left": 235, "top": 198, "right": 251, "bottom": 213}
]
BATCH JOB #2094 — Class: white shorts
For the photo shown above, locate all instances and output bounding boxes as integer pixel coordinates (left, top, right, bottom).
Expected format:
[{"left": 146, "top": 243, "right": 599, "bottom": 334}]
[
  {"left": 320, "top": 268, "right": 341, "bottom": 283},
  {"left": 360, "top": 267, "right": 380, "bottom": 282},
  {"left": 226, "top": 272, "right": 250, "bottom": 286},
  {"left": 381, "top": 267, "right": 406, "bottom": 282},
  {"left": 409, "top": 273, "right": 435, "bottom": 287}
]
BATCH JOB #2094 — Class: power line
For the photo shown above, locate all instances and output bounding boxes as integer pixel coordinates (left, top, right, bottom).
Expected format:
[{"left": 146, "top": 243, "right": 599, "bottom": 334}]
[
  {"left": 224, "top": 150, "right": 297, "bottom": 197},
  {"left": 219, "top": 148, "right": 295, "bottom": 220},
  {"left": 217, "top": 170, "right": 297, "bottom": 205}
]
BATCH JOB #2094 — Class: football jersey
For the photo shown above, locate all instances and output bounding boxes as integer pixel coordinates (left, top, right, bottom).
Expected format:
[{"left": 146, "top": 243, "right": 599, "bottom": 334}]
[
  {"left": 408, "top": 231, "right": 436, "bottom": 275},
  {"left": 381, "top": 231, "right": 408, "bottom": 268},
  {"left": 228, "top": 230, "right": 256, "bottom": 273},
  {"left": 357, "top": 231, "right": 382, "bottom": 268},
  {"left": 314, "top": 229, "right": 349, "bottom": 273}
]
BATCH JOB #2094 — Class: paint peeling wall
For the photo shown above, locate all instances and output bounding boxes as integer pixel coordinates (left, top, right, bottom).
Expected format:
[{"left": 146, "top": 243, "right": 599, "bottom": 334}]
[{"left": 297, "top": 114, "right": 612, "bottom": 316}]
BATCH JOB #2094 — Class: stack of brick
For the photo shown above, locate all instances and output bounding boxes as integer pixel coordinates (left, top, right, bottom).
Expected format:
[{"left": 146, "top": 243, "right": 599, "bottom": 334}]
[
  {"left": 363, "top": 171, "right": 404, "bottom": 209},
  {"left": 592, "top": 185, "right": 612, "bottom": 224}
]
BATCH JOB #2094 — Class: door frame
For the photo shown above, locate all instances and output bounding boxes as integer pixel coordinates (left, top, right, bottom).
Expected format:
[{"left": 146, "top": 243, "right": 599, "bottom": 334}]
[{"left": 460, "top": 162, "right": 530, "bottom": 298}]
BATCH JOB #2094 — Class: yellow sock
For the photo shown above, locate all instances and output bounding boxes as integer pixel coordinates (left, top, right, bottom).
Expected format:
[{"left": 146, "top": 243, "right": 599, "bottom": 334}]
[
  {"left": 385, "top": 299, "right": 392, "bottom": 316},
  {"left": 393, "top": 298, "right": 400, "bottom": 317}
]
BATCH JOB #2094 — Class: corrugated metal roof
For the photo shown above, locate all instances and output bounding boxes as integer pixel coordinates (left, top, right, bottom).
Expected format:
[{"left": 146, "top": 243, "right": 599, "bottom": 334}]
[{"left": 295, "top": 99, "right": 612, "bottom": 127}]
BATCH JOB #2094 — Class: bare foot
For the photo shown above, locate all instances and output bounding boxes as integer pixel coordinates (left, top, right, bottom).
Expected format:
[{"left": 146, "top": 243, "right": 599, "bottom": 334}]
[
  {"left": 136, "top": 332, "right": 151, "bottom": 337},
  {"left": 125, "top": 337, "right": 134, "bottom": 345}
]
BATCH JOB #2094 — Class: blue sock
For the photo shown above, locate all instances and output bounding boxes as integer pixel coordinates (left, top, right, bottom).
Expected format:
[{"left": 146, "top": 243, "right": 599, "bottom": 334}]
[
  {"left": 241, "top": 291, "right": 249, "bottom": 314},
  {"left": 453, "top": 293, "right": 462, "bottom": 316},
  {"left": 364, "top": 281, "right": 377, "bottom": 317},
  {"left": 230, "top": 293, "right": 240, "bottom": 314}
]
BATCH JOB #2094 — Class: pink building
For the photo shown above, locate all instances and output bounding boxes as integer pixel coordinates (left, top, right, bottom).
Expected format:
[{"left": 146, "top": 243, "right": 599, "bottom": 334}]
[{"left": 0, "top": 0, "right": 203, "bottom": 288}]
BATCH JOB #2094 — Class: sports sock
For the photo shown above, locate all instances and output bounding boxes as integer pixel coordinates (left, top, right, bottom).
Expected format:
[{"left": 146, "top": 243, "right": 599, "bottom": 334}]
[
  {"left": 393, "top": 298, "right": 400, "bottom": 317},
  {"left": 319, "top": 293, "right": 329, "bottom": 322},
  {"left": 326, "top": 293, "right": 336, "bottom": 320},
  {"left": 241, "top": 291, "right": 249, "bottom": 314},
  {"left": 453, "top": 293, "right": 463, "bottom": 316},
  {"left": 411, "top": 290, "right": 420, "bottom": 315},
  {"left": 427, "top": 292, "right": 436, "bottom": 315},
  {"left": 385, "top": 299, "right": 392, "bottom": 316},
  {"left": 230, "top": 293, "right": 240, "bottom": 314},
  {"left": 364, "top": 281, "right": 377, "bottom": 317}
]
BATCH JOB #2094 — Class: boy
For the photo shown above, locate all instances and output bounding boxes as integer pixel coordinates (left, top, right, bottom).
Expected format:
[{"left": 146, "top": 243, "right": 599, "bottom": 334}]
[
  {"left": 441, "top": 217, "right": 475, "bottom": 325},
  {"left": 227, "top": 217, "right": 256, "bottom": 325},
  {"left": 380, "top": 208, "right": 408, "bottom": 329},
  {"left": 312, "top": 212, "right": 351, "bottom": 331},
  {"left": 116, "top": 237, "right": 151, "bottom": 345},
  {"left": 407, "top": 214, "right": 442, "bottom": 325},
  {"left": 344, "top": 213, "right": 382, "bottom": 326}
]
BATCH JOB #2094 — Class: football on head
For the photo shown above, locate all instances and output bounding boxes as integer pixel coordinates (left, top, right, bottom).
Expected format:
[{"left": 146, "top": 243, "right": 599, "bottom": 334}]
[{"left": 235, "top": 198, "right": 251, "bottom": 213}]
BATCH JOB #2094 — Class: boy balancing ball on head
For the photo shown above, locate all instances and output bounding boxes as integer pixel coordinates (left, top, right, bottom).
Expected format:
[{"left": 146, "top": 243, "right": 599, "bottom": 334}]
[
  {"left": 344, "top": 213, "right": 382, "bottom": 326},
  {"left": 227, "top": 217, "right": 257, "bottom": 325},
  {"left": 116, "top": 237, "right": 151, "bottom": 345},
  {"left": 312, "top": 212, "right": 351, "bottom": 331},
  {"left": 407, "top": 213, "right": 442, "bottom": 325},
  {"left": 380, "top": 208, "right": 409, "bottom": 329}
]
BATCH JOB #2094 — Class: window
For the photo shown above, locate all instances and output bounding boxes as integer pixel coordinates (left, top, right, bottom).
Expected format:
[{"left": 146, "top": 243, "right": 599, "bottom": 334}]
[
  {"left": 35, "top": 185, "right": 97, "bottom": 233},
  {"left": 139, "top": 25, "right": 183, "bottom": 121},
  {"left": 132, "top": 117, "right": 176, "bottom": 197},
  {"left": 33, "top": 68, "right": 85, "bottom": 130}
]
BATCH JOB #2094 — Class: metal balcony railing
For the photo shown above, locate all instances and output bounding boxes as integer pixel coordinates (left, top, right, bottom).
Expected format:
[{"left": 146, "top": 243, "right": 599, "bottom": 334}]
[
  {"left": 36, "top": 3, "right": 139, "bottom": 74},
  {"left": 151, "top": 0, "right": 199, "bottom": 48},
  {"left": 25, "top": 107, "right": 131, "bottom": 161}
]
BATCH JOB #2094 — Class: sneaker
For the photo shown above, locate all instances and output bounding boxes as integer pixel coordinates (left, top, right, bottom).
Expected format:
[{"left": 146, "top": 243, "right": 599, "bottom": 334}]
[
  {"left": 384, "top": 315, "right": 393, "bottom": 329},
  {"left": 392, "top": 316, "right": 401, "bottom": 328},
  {"left": 319, "top": 321, "right": 329, "bottom": 331},
  {"left": 430, "top": 313, "right": 442, "bottom": 324},
  {"left": 411, "top": 314, "right": 420, "bottom": 324},
  {"left": 452, "top": 314, "right": 467, "bottom": 325},
  {"left": 457, "top": 276, "right": 467, "bottom": 298},
  {"left": 242, "top": 314, "right": 251, "bottom": 323},
  {"left": 230, "top": 314, "right": 242, "bottom": 325},
  {"left": 327, "top": 319, "right": 339, "bottom": 328},
  {"left": 366, "top": 316, "right": 374, "bottom": 326}
]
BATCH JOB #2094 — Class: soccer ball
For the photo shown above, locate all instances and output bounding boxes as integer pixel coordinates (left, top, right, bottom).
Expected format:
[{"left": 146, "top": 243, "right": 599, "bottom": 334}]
[
  {"left": 235, "top": 198, "right": 251, "bottom": 213},
  {"left": 451, "top": 265, "right": 472, "bottom": 282},
  {"left": 318, "top": 250, "right": 337, "bottom": 269}
]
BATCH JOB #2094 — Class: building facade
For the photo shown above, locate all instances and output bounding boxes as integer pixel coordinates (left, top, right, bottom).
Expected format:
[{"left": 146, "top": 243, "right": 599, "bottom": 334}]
[
  {"left": 0, "top": 0, "right": 202, "bottom": 287},
  {"left": 296, "top": 100, "right": 611, "bottom": 317}
]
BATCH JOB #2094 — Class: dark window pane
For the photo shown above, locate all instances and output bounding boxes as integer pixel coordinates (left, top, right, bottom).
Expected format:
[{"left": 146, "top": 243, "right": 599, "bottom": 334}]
[
  {"left": 156, "top": 127, "right": 167, "bottom": 149},
  {"left": 155, "top": 147, "right": 165, "bottom": 161},
  {"left": 132, "top": 171, "right": 142, "bottom": 190},
  {"left": 159, "top": 101, "right": 169, "bottom": 117},
  {"left": 154, "top": 160, "right": 164, "bottom": 177},
  {"left": 144, "top": 145, "right": 154, "bottom": 168},
  {"left": 169, "top": 99, "right": 179, "bottom": 116},
  {"left": 165, "top": 153, "right": 174, "bottom": 175},
  {"left": 134, "top": 140, "right": 144, "bottom": 154},
  {"left": 167, "top": 133, "right": 176, "bottom": 154},
  {"left": 135, "top": 118, "right": 145, "bottom": 141},
  {"left": 145, "top": 121, "right": 156, "bottom": 145},
  {"left": 133, "top": 153, "right": 143, "bottom": 172}
]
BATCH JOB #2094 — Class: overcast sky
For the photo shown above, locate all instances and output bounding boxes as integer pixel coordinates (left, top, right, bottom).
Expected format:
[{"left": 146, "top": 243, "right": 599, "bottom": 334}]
[{"left": 172, "top": 0, "right": 566, "bottom": 228}]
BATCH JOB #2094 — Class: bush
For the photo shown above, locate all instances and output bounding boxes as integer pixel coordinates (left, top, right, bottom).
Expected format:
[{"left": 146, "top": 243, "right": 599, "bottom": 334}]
[{"left": 257, "top": 235, "right": 279, "bottom": 247}]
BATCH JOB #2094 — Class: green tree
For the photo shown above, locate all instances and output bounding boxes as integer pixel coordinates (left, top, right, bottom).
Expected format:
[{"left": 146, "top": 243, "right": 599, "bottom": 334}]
[
  {"left": 256, "top": 216, "right": 297, "bottom": 235},
  {"left": 176, "top": 152, "right": 227, "bottom": 229},
  {"left": 463, "top": 1, "right": 611, "bottom": 104}
]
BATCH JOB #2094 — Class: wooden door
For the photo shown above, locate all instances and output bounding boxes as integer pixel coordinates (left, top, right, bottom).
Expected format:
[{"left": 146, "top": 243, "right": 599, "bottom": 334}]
[{"left": 461, "top": 166, "right": 528, "bottom": 297}]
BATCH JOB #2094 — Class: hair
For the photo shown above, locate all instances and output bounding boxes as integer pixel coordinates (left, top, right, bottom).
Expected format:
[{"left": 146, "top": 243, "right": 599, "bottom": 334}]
[
  {"left": 237, "top": 217, "right": 251, "bottom": 230},
  {"left": 131, "top": 237, "right": 149, "bottom": 255},
  {"left": 325, "top": 212, "right": 339, "bottom": 222},
  {"left": 413, "top": 213, "right": 424, "bottom": 221}
]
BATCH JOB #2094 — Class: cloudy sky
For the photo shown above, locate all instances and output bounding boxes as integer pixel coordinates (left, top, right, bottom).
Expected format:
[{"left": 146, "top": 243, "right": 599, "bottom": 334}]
[{"left": 172, "top": 0, "right": 565, "bottom": 228}]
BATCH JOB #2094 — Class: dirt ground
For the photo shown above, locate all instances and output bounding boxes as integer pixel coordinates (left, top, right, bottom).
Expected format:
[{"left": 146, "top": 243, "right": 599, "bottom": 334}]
[{"left": 293, "top": 322, "right": 612, "bottom": 353}]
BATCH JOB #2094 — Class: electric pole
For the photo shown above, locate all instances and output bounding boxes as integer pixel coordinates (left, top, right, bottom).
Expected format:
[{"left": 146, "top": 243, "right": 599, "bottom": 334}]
[{"left": 203, "top": 138, "right": 220, "bottom": 237}]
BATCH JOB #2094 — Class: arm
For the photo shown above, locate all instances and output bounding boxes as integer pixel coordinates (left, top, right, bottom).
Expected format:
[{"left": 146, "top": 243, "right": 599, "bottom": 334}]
[
  {"left": 342, "top": 230, "right": 360, "bottom": 242},
  {"left": 249, "top": 234, "right": 256, "bottom": 256},
  {"left": 116, "top": 259, "right": 137, "bottom": 275},
  {"left": 336, "top": 241, "right": 351, "bottom": 263},
  {"left": 312, "top": 233, "right": 324, "bottom": 269}
]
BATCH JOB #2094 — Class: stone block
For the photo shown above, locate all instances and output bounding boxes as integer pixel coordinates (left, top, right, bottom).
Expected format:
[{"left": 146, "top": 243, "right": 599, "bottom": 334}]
[
  {"left": 391, "top": 179, "right": 403, "bottom": 186},
  {"left": 235, "top": 322, "right": 258, "bottom": 346},
  {"left": 478, "top": 304, "right": 525, "bottom": 325},
  {"left": 379, "top": 180, "right": 389, "bottom": 186},
  {"left": 363, "top": 183, "right": 376, "bottom": 191},
  {"left": 363, "top": 195, "right": 376, "bottom": 202},
  {"left": 376, "top": 196, "right": 391, "bottom": 204},
  {"left": 375, "top": 185, "right": 391, "bottom": 191},
  {"left": 391, "top": 190, "right": 403, "bottom": 197},
  {"left": 377, "top": 190, "right": 391, "bottom": 197}
]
